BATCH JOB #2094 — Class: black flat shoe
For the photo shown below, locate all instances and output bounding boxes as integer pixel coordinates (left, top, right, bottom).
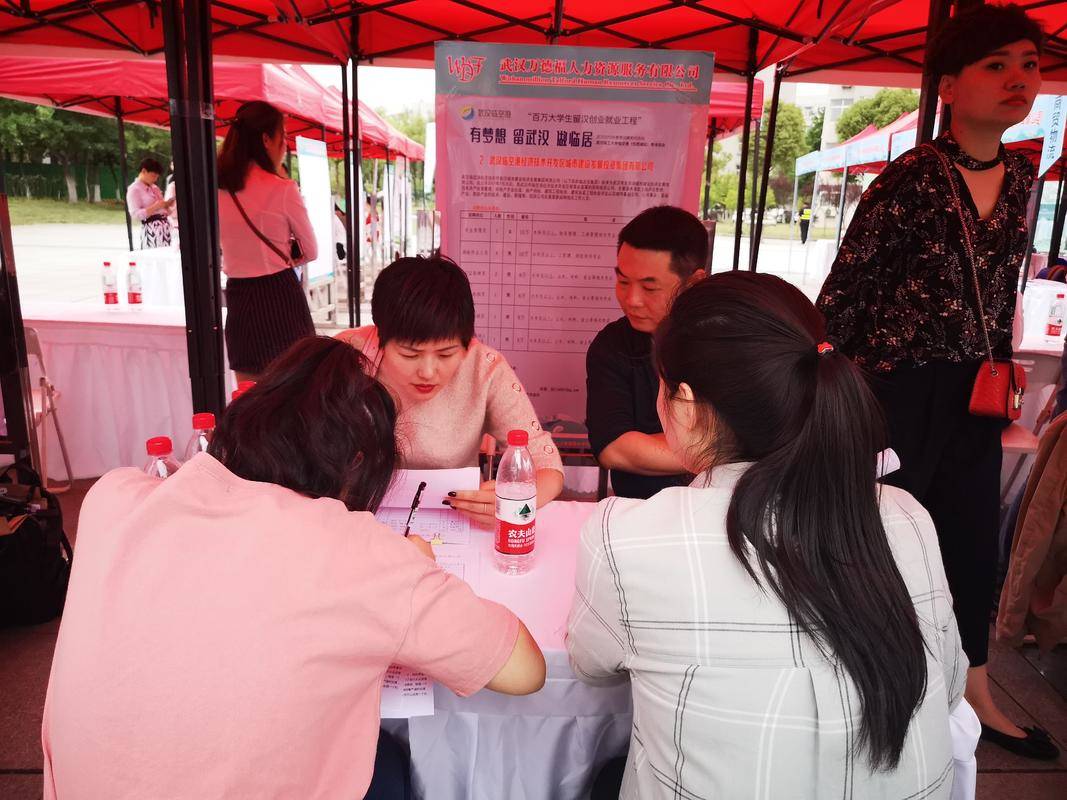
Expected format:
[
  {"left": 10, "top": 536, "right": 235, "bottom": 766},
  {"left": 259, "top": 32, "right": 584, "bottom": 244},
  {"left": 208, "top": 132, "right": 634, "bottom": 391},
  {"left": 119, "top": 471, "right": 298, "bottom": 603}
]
[{"left": 980, "top": 723, "right": 1061, "bottom": 760}]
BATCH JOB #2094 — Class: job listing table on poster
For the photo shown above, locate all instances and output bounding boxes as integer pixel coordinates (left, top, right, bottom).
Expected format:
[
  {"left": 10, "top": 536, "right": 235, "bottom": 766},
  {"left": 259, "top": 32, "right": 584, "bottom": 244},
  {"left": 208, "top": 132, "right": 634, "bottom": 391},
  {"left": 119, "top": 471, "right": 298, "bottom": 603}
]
[{"left": 458, "top": 210, "right": 625, "bottom": 354}]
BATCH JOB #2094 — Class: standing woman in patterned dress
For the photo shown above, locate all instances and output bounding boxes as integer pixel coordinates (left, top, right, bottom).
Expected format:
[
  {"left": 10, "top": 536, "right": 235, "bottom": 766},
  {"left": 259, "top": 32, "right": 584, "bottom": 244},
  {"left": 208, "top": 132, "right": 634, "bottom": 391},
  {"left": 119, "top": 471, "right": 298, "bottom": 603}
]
[{"left": 817, "top": 4, "right": 1056, "bottom": 760}]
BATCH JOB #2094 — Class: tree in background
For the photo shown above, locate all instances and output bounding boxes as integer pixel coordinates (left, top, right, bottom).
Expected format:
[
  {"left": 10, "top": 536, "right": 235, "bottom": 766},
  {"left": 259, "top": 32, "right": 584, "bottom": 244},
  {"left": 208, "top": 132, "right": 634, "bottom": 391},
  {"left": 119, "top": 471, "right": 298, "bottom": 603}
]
[
  {"left": 0, "top": 98, "right": 171, "bottom": 202},
  {"left": 805, "top": 108, "right": 825, "bottom": 154},
  {"left": 765, "top": 102, "right": 807, "bottom": 215},
  {"left": 836, "top": 89, "right": 919, "bottom": 141}
]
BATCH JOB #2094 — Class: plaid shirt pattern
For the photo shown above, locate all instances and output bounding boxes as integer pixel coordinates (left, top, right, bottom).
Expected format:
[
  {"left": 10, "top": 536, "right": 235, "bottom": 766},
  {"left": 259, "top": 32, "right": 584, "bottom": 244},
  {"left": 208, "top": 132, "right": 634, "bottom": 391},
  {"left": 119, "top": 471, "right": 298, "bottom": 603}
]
[{"left": 567, "top": 463, "right": 967, "bottom": 799}]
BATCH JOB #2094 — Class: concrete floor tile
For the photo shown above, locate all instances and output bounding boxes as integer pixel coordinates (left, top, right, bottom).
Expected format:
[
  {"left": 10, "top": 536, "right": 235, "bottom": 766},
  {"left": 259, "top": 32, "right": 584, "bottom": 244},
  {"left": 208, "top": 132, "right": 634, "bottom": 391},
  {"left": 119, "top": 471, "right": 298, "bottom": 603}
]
[
  {"left": 977, "top": 770, "right": 1067, "bottom": 799},
  {"left": 1022, "top": 645, "right": 1067, "bottom": 702},
  {"left": 0, "top": 628, "right": 57, "bottom": 770},
  {"left": 988, "top": 635, "right": 1067, "bottom": 748},
  {"left": 0, "top": 773, "right": 44, "bottom": 800}
]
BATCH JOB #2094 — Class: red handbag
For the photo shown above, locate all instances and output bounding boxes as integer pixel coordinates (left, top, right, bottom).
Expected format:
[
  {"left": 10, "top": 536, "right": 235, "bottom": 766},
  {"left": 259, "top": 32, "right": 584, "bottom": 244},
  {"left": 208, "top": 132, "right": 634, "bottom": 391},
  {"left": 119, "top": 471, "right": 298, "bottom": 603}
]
[{"left": 926, "top": 145, "right": 1026, "bottom": 420}]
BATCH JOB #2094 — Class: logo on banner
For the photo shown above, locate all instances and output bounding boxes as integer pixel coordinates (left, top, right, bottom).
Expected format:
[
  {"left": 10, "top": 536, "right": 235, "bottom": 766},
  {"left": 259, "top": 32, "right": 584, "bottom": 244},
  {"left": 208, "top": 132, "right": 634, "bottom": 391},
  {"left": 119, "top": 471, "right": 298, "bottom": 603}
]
[
  {"left": 460, "top": 105, "right": 475, "bottom": 121},
  {"left": 447, "top": 55, "right": 485, "bottom": 83}
]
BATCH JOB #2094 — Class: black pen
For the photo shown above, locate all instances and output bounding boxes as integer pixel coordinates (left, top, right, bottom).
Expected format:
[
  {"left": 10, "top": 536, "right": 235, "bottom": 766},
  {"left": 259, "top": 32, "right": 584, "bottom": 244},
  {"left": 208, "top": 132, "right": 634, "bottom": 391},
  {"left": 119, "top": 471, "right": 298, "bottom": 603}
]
[{"left": 402, "top": 481, "right": 428, "bottom": 538}]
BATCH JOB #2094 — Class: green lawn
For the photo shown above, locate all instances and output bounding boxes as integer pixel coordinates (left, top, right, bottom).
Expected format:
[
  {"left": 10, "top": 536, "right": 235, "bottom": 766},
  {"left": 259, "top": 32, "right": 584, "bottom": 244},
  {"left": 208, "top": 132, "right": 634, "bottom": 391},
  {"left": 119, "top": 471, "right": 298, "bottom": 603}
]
[{"left": 8, "top": 197, "right": 128, "bottom": 225}]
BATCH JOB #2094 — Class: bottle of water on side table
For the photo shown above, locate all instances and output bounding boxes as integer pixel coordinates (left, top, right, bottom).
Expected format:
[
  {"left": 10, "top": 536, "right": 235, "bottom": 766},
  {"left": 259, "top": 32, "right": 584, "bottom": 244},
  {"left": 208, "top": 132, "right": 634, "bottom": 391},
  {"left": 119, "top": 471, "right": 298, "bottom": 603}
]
[
  {"left": 495, "top": 429, "right": 536, "bottom": 575},
  {"left": 101, "top": 261, "right": 119, "bottom": 306},
  {"left": 144, "top": 436, "right": 181, "bottom": 478},
  {"left": 127, "top": 260, "right": 143, "bottom": 306},
  {"left": 183, "top": 413, "right": 215, "bottom": 462}
]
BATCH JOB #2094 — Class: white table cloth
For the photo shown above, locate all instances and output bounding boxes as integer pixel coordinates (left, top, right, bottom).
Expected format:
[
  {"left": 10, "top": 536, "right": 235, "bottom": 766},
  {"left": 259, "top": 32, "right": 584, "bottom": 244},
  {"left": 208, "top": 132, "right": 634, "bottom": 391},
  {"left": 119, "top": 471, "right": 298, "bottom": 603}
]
[
  {"left": 399, "top": 501, "right": 978, "bottom": 800},
  {"left": 21, "top": 301, "right": 233, "bottom": 479},
  {"left": 404, "top": 501, "right": 632, "bottom": 800},
  {"left": 110, "top": 248, "right": 186, "bottom": 308}
]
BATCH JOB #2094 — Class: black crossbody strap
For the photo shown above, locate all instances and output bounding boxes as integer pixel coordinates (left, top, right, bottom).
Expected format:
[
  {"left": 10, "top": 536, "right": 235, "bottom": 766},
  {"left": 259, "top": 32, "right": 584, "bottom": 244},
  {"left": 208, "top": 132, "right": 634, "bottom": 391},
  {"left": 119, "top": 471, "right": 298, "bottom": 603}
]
[{"left": 227, "top": 190, "right": 294, "bottom": 266}]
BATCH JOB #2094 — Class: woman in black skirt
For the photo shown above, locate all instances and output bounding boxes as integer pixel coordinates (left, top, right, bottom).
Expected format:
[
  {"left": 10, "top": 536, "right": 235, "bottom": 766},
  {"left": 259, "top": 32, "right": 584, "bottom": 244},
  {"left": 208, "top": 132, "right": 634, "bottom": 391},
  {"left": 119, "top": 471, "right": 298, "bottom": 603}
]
[
  {"left": 817, "top": 5, "right": 1057, "bottom": 760},
  {"left": 217, "top": 101, "right": 317, "bottom": 382}
]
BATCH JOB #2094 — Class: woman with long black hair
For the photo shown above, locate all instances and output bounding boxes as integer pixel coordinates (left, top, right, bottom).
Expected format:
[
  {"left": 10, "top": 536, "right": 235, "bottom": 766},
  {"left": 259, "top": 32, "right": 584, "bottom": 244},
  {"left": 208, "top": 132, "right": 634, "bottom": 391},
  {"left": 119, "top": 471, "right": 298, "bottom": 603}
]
[
  {"left": 567, "top": 272, "right": 968, "bottom": 798},
  {"left": 217, "top": 101, "right": 317, "bottom": 383},
  {"left": 817, "top": 4, "right": 1057, "bottom": 759}
]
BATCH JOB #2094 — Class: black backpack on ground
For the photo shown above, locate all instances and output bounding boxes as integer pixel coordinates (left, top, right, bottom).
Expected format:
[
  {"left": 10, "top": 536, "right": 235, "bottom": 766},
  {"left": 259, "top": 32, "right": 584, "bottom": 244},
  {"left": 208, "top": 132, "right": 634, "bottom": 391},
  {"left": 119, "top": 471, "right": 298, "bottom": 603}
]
[{"left": 0, "top": 461, "right": 72, "bottom": 627}]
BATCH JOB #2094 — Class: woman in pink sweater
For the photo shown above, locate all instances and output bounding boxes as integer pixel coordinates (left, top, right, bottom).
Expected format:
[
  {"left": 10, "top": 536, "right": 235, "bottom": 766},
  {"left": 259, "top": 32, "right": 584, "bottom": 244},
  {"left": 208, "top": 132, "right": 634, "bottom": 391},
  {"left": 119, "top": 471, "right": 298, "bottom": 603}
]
[
  {"left": 42, "top": 336, "right": 546, "bottom": 799},
  {"left": 338, "top": 255, "right": 564, "bottom": 526}
]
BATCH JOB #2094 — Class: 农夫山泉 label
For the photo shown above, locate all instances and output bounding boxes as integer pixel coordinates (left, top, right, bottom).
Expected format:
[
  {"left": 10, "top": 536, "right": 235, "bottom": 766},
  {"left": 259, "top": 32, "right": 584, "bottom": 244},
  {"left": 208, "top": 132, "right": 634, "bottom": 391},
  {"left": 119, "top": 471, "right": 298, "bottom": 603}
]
[{"left": 496, "top": 495, "right": 536, "bottom": 555}]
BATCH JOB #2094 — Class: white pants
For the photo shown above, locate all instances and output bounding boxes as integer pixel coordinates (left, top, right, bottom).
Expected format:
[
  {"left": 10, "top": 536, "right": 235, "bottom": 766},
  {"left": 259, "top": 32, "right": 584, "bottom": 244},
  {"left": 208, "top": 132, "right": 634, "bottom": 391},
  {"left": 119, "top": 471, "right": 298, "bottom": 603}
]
[{"left": 950, "top": 698, "right": 980, "bottom": 800}]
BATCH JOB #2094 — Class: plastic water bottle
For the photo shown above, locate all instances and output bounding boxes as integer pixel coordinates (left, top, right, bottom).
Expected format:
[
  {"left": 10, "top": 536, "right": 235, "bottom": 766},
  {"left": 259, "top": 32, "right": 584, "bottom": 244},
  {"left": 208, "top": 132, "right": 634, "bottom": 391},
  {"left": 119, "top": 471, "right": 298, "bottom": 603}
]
[
  {"left": 101, "top": 261, "right": 119, "bottom": 306},
  {"left": 1047, "top": 293, "right": 1065, "bottom": 338},
  {"left": 183, "top": 413, "right": 215, "bottom": 461},
  {"left": 495, "top": 429, "right": 536, "bottom": 575},
  {"left": 127, "top": 260, "right": 142, "bottom": 306},
  {"left": 144, "top": 436, "right": 180, "bottom": 478}
]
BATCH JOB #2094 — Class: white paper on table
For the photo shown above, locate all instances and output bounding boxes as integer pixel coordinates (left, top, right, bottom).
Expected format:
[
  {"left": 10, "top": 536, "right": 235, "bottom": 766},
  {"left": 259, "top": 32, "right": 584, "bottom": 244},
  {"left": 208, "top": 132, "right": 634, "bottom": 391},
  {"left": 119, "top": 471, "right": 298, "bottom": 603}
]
[
  {"left": 380, "top": 664, "right": 435, "bottom": 719},
  {"left": 377, "top": 468, "right": 481, "bottom": 546}
]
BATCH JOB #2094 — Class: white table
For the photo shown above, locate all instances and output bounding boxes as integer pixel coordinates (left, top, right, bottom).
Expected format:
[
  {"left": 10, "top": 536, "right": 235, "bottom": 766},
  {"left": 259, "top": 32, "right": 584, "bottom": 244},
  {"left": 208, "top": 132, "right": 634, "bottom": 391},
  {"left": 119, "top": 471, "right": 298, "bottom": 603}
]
[
  {"left": 111, "top": 248, "right": 186, "bottom": 308},
  {"left": 21, "top": 301, "right": 233, "bottom": 479},
  {"left": 397, "top": 501, "right": 977, "bottom": 800},
  {"left": 401, "top": 502, "right": 632, "bottom": 800}
]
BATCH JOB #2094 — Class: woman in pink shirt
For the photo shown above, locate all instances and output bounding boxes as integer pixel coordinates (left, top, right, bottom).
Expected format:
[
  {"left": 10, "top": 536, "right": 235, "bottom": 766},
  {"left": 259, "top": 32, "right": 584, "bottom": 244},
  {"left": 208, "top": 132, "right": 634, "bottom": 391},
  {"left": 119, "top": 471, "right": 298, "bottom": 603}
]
[
  {"left": 217, "top": 101, "right": 318, "bottom": 383},
  {"left": 337, "top": 255, "right": 564, "bottom": 527},
  {"left": 125, "top": 157, "right": 173, "bottom": 249},
  {"left": 42, "top": 336, "right": 546, "bottom": 800}
]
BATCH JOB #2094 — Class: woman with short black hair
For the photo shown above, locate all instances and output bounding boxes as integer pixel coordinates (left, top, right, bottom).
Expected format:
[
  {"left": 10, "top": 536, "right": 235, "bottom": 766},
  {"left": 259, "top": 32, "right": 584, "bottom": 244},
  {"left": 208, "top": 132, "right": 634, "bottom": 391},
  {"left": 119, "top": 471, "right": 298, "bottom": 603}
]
[
  {"left": 217, "top": 101, "right": 317, "bottom": 383},
  {"left": 42, "top": 336, "right": 546, "bottom": 799},
  {"left": 338, "top": 254, "right": 564, "bottom": 525},
  {"left": 817, "top": 3, "right": 1057, "bottom": 759}
]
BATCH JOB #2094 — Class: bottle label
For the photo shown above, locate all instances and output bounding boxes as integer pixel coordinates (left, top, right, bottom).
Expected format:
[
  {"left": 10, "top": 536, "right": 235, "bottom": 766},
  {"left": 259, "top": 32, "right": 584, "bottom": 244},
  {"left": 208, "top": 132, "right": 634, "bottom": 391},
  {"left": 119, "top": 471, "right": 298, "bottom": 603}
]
[
  {"left": 496, "top": 495, "right": 535, "bottom": 555},
  {"left": 128, "top": 292, "right": 142, "bottom": 305},
  {"left": 104, "top": 292, "right": 119, "bottom": 304}
]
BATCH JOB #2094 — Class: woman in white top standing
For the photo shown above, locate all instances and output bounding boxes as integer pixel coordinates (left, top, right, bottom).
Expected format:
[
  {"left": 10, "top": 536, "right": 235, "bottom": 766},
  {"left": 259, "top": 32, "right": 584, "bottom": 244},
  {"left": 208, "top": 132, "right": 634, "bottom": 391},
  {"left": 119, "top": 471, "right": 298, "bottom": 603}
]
[
  {"left": 567, "top": 272, "right": 973, "bottom": 799},
  {"left": 217, "top": 101, "right": 317, "bottom": 383}
]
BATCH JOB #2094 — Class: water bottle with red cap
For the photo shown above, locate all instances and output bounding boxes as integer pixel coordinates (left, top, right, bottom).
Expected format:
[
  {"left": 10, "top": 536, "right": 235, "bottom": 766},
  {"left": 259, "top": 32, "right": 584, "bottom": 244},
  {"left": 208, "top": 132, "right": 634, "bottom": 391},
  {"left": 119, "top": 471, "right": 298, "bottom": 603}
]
[
  {"left": 101, "top": 260, "right": 119, "bottom": 306},
  {"left": 183, "top": 413, "right": 215, "bottom": 461},
  {"left": 144, "top": 436, "right": 180, "bottom": 478},
  {"left": 495, "top": 429, "right": 536, "bottom": 575}
]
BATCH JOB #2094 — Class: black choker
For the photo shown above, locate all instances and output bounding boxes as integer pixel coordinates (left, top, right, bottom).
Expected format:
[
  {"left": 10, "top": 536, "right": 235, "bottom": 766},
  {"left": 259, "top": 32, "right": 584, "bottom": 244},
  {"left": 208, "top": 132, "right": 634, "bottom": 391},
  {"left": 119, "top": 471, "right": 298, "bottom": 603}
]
[{"left": 940, "top": 134, "right": 1004, "bottom": 171}]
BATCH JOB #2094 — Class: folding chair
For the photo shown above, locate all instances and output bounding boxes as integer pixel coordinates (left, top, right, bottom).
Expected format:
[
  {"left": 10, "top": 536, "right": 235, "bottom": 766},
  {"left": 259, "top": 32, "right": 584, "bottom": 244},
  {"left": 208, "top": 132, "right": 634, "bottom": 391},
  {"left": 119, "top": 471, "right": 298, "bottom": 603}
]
[{"left": 23, "top": 327, "right": 73, "bottom": 494}]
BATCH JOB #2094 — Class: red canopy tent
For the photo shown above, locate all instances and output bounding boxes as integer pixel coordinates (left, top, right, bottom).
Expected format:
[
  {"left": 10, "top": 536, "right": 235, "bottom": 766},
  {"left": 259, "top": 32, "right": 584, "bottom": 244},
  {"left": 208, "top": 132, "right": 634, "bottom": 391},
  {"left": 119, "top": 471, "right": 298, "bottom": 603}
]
[
  {"left": 0, "top": 0, "right": 903, "bottom": 426},
  {"left": 0, "top": 2, "right": 902, "bottom": 74},
  {"left": 0, "top": 56, "right": 422, "bottom": 160},
  {"left": 709, "top": 78, "right": 765, "bottom": 139},
  {"left": 783, "top": 0, "right": 1067, "bottom": 91}
]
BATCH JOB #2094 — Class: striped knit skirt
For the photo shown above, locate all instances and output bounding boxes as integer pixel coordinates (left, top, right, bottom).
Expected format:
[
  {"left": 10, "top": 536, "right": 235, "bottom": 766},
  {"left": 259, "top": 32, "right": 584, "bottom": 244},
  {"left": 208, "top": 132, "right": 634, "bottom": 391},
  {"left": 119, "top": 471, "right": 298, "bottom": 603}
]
[{"left": 224, "top": 268, "right": 315, "bottom": 375}]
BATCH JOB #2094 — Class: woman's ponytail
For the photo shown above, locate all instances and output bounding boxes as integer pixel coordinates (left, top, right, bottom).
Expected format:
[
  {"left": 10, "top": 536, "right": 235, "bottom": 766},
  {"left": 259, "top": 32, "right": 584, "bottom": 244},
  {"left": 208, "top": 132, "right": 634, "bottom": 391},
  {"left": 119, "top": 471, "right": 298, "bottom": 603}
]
[{"left": 657, "top": 272, "right": 927, "bottom": 770}]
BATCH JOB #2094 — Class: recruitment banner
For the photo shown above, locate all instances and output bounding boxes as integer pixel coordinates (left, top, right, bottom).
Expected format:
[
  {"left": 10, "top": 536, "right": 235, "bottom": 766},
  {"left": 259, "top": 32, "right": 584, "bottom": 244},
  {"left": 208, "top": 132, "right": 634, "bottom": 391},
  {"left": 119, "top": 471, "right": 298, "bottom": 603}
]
[
  {"left": 435, "top": 42, "right": 714, "bottom": 425},
  {"left": 294, "top": 136, "right": 334, "bottom": 285}
]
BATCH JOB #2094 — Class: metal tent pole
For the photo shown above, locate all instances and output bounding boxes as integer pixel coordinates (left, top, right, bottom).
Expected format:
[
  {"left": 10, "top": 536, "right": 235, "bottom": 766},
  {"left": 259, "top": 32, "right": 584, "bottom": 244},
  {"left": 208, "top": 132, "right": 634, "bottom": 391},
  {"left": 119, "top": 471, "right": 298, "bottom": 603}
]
[
  {"left": 702, "top": 120, "right": 715, "bottom": 220},
  {"left": 915, "top": 0, "right": 954, "bottom": 144},
  {"left": 352, "top": 15, "right": 363, "bottom": 326},
  {"left": 116, "top": 98, "right": 134, "bottom": 251},
  {"left": 1049, "top": 173, "right": 1067, "bottom": 264},
  {"left": 750, "top": 65, "right": 783, "bottom": 271},
  {"left": 733, "top": 28, "right": 758, "bottom": 270},
  {"left": 1021, "top": 180, "right": 1044, "bottom": 293},
  {"left": 341, "top": 61, "right": 356, "bottom": 328},
  {"left": 162, "top": 0, "right": 225, "bottom": 415},
  {"left": 835, "top": 165, "right": 849, "bottom": 248}
]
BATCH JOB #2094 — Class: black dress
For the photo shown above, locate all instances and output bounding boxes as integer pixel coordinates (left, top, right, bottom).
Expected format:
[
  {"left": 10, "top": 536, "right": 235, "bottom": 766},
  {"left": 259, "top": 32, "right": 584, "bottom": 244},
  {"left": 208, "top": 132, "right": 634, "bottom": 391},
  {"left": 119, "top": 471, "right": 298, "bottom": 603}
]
[{"left": 817, "top": 132, "right": 1036, "bottom": 667}]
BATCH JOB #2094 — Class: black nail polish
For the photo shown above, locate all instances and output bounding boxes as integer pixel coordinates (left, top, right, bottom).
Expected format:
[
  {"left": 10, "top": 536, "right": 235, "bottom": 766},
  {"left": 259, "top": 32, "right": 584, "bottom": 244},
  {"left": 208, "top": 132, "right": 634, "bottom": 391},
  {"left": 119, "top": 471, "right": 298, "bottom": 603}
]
[
  {"left": 447, "top": 491, "right": 457, "bottom": 497},
  {"left": 441, "top": 499, "right": 451, "bottom": 505}
]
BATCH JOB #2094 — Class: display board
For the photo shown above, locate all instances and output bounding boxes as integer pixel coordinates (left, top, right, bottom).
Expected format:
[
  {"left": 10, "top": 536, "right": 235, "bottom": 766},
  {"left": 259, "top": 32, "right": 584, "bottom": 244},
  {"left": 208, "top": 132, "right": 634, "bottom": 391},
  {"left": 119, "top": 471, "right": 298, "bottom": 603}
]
[
  {"left": 295, "top": 136, "right": 334, "bottom": 284},
  {"left": 435, "top": 42, "right": 713, "bottom": 423}
]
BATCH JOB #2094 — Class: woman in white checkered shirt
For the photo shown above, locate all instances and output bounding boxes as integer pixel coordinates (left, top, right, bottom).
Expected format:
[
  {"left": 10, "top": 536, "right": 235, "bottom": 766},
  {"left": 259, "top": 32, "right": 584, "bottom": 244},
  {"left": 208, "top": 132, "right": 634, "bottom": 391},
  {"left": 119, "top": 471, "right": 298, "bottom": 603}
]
[{"left": 567, "top": 272, "right": 974, "bottom": 799}]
